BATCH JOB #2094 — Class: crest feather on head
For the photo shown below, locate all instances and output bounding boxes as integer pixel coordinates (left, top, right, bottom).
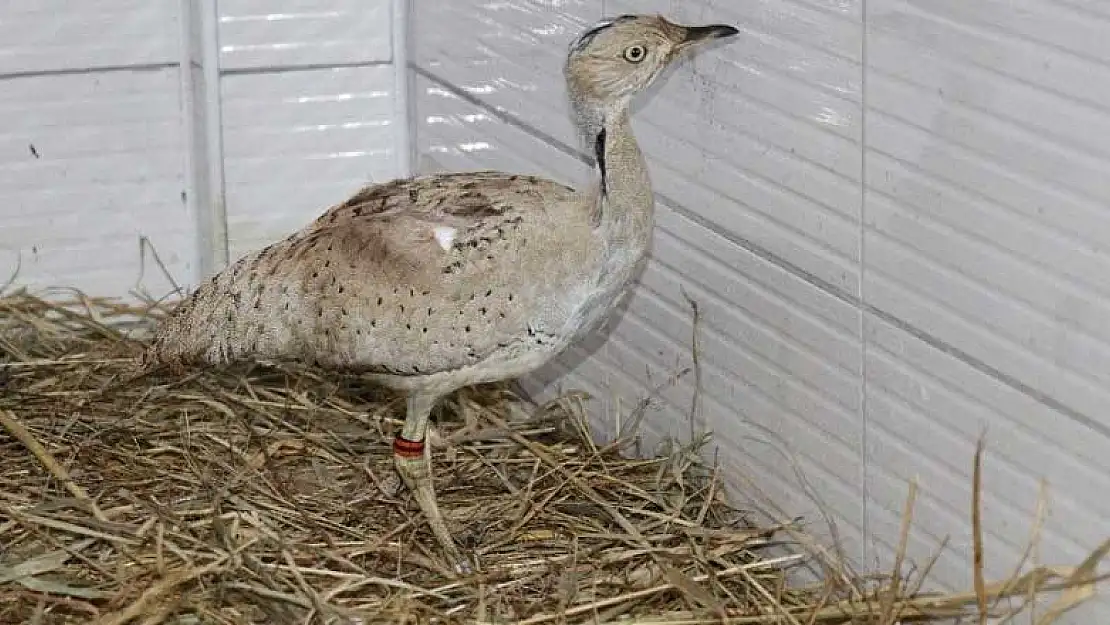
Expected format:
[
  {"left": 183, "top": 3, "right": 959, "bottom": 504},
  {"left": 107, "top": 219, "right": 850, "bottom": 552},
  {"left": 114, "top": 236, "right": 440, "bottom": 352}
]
[{"left": 568, "top": 14, "right": 639, "bottom": 54}]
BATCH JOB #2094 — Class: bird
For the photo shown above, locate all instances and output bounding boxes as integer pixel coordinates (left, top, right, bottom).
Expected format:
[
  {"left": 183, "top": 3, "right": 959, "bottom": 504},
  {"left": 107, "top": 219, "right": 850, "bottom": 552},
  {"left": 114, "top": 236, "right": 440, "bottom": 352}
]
[{"left": 140, "top": 14, "right": 738, "bottom": 574}]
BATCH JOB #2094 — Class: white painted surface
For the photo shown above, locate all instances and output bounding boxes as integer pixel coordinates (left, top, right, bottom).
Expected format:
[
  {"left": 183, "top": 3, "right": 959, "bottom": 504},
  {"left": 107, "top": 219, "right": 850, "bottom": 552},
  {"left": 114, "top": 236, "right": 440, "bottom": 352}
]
[
  {"left": 0, "top": 2, "right": 179, "bottom": 75},
  {"left": 220, "top": 65, "right": 398, "bottom": 259},
  {"left": 181, "top": 0, "right": 230, "bottom": 282},
  {"left": 216, "top": 0, "right": 401, "bottom": 263},
  {"left": 0, "top": 3, "right": 191, "bottom": 298},
  {"left": 217, "top": 0, "right": 392, "bottom": 71},
  {"left": 0, "top": 0, "right": 403, "bottom": 297},
  {"left": 862, "top": 0, "right": 1110, "bottom": 605},
  {"left": 411, "top": 0, "right": 1110, "bottom": 618}
]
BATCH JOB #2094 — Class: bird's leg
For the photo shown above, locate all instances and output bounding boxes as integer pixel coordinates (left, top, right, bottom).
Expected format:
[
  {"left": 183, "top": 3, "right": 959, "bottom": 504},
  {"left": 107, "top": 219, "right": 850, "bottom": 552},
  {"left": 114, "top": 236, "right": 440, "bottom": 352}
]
[{"left": 393, "top": 392, "right": 473, "bottom": 574}]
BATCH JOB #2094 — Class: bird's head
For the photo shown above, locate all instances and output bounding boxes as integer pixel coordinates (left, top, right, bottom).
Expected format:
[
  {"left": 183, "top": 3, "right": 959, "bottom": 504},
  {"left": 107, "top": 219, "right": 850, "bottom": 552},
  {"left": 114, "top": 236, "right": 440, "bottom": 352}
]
[{"left": 564, "top": 14, "right": 738, "bottom": 115}]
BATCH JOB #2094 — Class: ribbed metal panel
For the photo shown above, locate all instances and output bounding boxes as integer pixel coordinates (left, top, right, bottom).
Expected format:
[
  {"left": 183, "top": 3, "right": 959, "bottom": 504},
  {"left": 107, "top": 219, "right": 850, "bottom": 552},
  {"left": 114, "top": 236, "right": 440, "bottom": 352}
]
[{"left": 411, "top": 1, "right": 1110, "bottom": 619}]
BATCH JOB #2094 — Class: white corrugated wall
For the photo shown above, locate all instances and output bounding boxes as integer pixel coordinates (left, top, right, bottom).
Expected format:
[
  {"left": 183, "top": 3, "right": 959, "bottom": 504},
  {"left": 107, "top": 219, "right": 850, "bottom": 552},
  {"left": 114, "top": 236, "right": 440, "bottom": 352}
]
[
  {"left": 216, "top": 0, "right": 406, "bottom": 260},
  {"left": 1, "top": 3, "right": 194, "bottom": 298},
  {"left": 411, "top": 0, "right": 1109, "bottom": 620},
  {"left": 1, "top": 1, "right": 406, "bottom": 298}
]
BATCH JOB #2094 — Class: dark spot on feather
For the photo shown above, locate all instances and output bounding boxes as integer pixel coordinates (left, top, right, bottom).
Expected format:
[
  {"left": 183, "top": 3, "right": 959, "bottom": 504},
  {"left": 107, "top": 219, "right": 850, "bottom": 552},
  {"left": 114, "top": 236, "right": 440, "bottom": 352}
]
[{"left": 377, "top": 296, "right": 383, "bottom": 306}]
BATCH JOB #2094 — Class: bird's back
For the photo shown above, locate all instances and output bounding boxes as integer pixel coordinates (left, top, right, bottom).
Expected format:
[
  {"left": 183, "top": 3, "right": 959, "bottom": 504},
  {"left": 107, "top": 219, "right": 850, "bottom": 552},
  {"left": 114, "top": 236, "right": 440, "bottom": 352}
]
[{"left": 143, "top": 171, "right": 614, "bottom": 388}]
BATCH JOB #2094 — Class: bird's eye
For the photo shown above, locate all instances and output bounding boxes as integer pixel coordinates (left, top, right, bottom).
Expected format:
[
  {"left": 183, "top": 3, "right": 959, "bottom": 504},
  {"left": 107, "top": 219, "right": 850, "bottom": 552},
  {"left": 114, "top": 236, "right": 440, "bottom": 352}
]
[{"left": 623, "top": 45, "right": 647, "bottom": 63}]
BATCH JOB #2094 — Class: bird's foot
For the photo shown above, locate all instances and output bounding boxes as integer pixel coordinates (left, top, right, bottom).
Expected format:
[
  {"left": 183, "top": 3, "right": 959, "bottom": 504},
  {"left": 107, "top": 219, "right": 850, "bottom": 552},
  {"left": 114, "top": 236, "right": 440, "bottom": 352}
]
[{"left": 392, "top": 440, "right": 477, "bottom": 577}]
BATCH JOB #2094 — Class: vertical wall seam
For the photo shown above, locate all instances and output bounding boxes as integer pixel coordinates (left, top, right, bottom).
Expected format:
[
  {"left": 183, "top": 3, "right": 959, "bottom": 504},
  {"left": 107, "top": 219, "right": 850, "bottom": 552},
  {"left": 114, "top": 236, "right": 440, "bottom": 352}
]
[
  {"left": 177, "top": 0, "right": 203, "bottom": 289},
  {"left": 179, "top": 0, "right": 228, "bottom": 285},
  {"left": 858, "top": 0, "right": 871, "bottom": 569},
  {"left": 199, "top": 0, "right": 229, "bottom": 277},
  {"left": 392, "top": 0, "right": 415, "bottom": 178}
]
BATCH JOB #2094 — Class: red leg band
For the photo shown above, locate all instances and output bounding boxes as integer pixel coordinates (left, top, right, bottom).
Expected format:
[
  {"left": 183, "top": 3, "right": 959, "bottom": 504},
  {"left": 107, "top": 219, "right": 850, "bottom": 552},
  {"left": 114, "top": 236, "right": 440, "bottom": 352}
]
[{"left": 392, "top": 436, "right": 425, "bottom": 459}]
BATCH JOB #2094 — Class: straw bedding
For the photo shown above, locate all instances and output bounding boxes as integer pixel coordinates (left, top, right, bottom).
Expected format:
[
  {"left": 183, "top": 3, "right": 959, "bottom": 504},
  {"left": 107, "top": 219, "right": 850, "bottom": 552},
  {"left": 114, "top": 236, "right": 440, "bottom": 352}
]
[{"left": 0, "top": 290, "right": 1105, "bottom": 624}]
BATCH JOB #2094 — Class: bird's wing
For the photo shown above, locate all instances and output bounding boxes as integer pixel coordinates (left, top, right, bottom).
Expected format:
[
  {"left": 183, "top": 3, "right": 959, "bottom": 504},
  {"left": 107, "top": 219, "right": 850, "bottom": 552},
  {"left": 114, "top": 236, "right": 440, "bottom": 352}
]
[{"left": 305, "top": 170, "right": 582, "bottom": 231}]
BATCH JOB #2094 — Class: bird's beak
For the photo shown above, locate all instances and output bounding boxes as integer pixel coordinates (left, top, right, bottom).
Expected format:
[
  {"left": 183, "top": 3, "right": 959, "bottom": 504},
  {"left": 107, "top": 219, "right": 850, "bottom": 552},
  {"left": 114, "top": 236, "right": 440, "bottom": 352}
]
[{"left": 677, "top": 23, "right": 739, "bottom": 49}]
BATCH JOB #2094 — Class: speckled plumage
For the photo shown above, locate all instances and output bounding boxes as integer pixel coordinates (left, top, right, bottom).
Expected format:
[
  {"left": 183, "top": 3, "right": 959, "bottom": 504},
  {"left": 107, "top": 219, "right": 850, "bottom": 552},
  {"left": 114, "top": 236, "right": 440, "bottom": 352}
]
[
  {"left": 140, "top": 14, "right": 738, "bottom": 574},
  {"left": 145, "top": 172, "right": 604, "bottom": 394}
]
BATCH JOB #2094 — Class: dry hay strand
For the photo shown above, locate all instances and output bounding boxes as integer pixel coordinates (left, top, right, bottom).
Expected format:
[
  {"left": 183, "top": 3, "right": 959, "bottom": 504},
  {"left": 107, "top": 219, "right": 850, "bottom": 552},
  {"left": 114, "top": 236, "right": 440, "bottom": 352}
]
[{"left": 0, "top": 289, "right": 1106, "bottom": 625}]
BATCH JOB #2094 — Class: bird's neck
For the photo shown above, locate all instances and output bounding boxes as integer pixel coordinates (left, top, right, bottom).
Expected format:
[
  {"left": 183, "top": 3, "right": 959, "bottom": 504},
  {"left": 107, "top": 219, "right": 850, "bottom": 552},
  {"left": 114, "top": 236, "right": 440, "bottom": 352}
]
[{"left": 589, "top": 105, "right": 654, "bottom": 247}]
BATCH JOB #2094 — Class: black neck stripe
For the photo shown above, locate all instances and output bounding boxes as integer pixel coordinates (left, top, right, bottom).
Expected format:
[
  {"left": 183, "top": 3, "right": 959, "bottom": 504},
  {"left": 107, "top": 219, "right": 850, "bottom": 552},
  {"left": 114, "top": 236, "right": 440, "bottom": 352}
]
[{"left": 595, "top": 128, "right": 608, "bottom": 197}]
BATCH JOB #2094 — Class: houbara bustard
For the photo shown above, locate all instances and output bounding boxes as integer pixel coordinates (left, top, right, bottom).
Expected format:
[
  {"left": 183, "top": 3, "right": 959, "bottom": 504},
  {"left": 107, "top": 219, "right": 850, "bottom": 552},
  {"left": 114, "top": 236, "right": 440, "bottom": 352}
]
[{"left": 141, "top": 14, "right": 738, "bottom": 574}]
